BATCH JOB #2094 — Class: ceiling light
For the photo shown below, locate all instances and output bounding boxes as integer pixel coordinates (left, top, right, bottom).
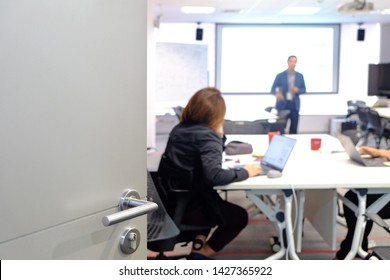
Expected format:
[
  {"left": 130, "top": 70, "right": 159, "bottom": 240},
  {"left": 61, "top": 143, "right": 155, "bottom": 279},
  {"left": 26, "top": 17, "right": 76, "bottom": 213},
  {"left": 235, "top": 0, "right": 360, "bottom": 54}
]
[
  {"left": 281, "top": 7, "right": 320, "bottom": 15},
  {"left": 181, "top": 6, "right": 216, "bottom": 14}
]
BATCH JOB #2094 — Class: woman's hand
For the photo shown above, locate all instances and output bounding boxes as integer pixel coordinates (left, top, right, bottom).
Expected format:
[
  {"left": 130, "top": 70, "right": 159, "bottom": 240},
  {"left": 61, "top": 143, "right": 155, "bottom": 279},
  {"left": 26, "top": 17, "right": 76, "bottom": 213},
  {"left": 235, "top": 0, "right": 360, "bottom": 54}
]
[{"left": 243, "top": 165, "right": 262, "bottom": 177}]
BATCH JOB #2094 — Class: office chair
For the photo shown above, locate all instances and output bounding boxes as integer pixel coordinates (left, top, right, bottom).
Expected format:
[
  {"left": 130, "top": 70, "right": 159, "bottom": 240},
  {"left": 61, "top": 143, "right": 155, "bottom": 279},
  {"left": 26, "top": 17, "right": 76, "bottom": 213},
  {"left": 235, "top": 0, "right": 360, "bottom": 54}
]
[
  {"left": 265, "top": 109, "right": 290, "bottom": 134},
  {"left": 223, "top": 119, "right": 267, "bottom": 134},
  {"left": 264, "top": 106, "right": 277, "bottom": 114},
  {"left": 147, "top": 171, "right": 212, "bottom": 260},
  {"left": 346, "top": 100, "right": 366, "bottom": 118},
  {"left": 363, "top": 212, "right": 390, "bottom": 260},
  {"left": 147, "top": 171, "right": 181, "bottom": 259},
  {"left": 355, "top": 105, "right": 370, "bottom": 146},
  {"left": 366, "top": 108, "right": 390, "bottom": 149},
  {"left": 172, "top": 106, "right": 184, "bottom": 120}
]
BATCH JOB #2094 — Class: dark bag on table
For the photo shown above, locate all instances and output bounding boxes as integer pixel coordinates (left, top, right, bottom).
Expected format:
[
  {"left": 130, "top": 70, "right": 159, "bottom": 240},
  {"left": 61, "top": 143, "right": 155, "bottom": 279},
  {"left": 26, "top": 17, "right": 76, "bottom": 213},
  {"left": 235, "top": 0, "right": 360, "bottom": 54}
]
[{"left": 224, "top": 141, "right": 253, "bottom": 155}]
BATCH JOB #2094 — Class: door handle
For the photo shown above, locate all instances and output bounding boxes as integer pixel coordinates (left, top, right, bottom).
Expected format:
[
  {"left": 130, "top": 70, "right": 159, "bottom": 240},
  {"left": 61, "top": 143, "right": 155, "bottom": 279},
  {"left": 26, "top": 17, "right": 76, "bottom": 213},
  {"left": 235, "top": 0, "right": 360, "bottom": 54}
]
[{"left": 102, "top": 189, "right": 158, "bottom": 226}]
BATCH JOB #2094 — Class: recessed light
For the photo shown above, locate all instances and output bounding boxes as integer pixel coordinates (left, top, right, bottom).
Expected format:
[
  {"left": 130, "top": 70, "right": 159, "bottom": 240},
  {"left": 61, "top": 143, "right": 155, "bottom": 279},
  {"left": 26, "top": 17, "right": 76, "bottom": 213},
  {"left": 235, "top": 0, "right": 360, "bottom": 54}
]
[
  {"left": 281, "top": 7, "right": 320, "bottom": 15},
  {"left": 181, "top": 6, "right": 216, "bottom": 14}
]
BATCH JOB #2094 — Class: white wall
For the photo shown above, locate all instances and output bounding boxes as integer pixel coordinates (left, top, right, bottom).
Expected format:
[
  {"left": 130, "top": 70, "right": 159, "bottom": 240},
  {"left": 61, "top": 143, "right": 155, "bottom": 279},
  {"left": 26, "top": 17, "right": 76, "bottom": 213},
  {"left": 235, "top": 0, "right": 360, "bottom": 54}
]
[
  {"left": 380, "top": 23, "right": 390, "bottom": 63},
  {"left": 154, "top": 22, "right": 386, "bottom": 108},
  {"left": 149, "top": 22, "right": 389, "bottom": 136}
]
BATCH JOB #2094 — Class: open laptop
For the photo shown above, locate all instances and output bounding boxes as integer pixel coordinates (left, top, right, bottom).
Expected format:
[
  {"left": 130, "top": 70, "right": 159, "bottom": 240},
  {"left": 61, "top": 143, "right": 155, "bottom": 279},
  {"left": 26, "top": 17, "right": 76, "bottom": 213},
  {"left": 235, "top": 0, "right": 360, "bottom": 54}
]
[
  {"left": 260, "top": 134, "right": 297, "bottom": 174},
  {"left": 336, "top": 132, "right": 389, "bottom": 167}
]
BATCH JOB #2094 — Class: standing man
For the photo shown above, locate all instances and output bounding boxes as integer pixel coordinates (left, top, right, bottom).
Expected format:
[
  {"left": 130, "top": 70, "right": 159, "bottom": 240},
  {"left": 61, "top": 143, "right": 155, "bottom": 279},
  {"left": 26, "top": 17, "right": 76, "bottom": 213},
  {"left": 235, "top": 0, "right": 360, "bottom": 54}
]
[{"left": 271, "top": 55, "right": 306, "bottom": 134}]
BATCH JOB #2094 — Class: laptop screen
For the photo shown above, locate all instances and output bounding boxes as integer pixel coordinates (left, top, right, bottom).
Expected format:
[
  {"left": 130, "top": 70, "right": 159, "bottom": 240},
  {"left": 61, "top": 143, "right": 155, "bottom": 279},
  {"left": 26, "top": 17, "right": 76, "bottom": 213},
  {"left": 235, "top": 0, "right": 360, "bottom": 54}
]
[
  {"left": 335, "top": 133, "right": 364, "bottom": 163},
  {"left": 261, "top": 134, "right": 297, "bottom": 171}
]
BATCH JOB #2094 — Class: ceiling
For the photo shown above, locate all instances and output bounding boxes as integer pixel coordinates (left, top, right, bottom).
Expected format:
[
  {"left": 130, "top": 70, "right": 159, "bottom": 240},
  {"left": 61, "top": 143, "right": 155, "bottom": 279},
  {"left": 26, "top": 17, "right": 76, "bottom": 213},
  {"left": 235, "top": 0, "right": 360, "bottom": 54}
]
[{"left": 151, "top": 0, "right": 390, "bottom": 24}]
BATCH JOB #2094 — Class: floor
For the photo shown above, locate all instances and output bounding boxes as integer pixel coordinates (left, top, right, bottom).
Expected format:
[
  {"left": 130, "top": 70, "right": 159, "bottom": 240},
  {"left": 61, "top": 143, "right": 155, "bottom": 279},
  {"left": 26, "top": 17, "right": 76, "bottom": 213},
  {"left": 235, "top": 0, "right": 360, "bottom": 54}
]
[{"left": 147, "top": 128, "right": 390, "bottom": 260}]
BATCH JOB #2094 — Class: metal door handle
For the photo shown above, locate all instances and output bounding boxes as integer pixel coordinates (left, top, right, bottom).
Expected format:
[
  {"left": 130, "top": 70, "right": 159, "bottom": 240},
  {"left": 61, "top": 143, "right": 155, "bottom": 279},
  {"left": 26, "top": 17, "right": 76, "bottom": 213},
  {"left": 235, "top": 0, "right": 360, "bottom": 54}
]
[{"left": 102, "top": 189, "right": 158, "bottom": 226}]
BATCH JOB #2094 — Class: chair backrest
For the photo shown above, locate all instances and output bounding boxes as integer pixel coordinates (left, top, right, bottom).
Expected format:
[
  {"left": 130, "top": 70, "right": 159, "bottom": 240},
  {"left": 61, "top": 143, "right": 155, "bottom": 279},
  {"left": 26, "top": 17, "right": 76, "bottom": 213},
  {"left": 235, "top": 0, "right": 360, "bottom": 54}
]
[
  {"left": 366, "top": 108, "right": 383, "bottom": 134},
  {"left": 147, "top": 171, "right": 180, "bottom": 249},
  {"left": 147, "top": 171, "right": 212, "bottom": 257},
  {"left": 347, "top": 100, "right": 366, "bottom": 116},
  {"left": 224, "top": 119, "right": 266, "bottom": 134},
  {"left": 172, "top": 106, "right": 184, "bottom": 120},
  {"left": 355, "top": 105, "right": 369, "bottom": 130},
  {"left": 277, "top": 109, "right": 290, "bottom": 120},
  {"left": 266, "top": 109, "right": 290, "bottom": 134}
]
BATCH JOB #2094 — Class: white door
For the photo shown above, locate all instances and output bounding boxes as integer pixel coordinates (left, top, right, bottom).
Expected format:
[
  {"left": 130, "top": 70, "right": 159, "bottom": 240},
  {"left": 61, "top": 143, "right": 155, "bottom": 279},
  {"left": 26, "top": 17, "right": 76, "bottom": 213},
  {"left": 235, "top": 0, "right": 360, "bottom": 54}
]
[{"left": 0, "top": 0, "right": 148, "bottom": 259}]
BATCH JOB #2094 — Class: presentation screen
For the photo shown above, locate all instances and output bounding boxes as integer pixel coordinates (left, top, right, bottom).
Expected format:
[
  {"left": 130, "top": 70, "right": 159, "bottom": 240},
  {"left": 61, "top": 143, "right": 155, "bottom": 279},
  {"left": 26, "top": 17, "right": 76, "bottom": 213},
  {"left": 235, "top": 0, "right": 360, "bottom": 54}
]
[{"left": 216, "top": 24, "right": 340, "bottom": 94}]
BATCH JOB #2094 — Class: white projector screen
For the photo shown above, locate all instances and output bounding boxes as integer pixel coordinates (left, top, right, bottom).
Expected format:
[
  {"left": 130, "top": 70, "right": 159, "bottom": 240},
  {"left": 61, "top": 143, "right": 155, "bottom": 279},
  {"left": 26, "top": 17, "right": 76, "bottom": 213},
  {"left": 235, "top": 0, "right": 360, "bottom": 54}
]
[{"left": 216, "top": 24, "right": 340, "bottom": 94}]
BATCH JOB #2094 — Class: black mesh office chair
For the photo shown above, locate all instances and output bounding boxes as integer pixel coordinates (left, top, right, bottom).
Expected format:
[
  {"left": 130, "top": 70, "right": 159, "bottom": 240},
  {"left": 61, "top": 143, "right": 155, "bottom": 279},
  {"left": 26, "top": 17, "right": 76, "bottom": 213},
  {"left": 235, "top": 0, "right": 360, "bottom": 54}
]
[
  {"left": 223, "top": 119, "right": 267, "bottom": 134},
  {"left": 366, "top": 108, "right": 390, "bottom": 149},
  {"left": 364, "top": 212, "right": 390, "bottom": 260},
  {"left": 147, "top": 171, "right": 212, "bottom": 260},
  {"left": 147, "top": 171, "right": 181, "bottom": 259},
  {"left": 355, "top": 105, "right": 370, "bottom": 146},
  {"left": 346, "top": 100, "right": 366, "bottom": 118},
  {"left": 172, "top": 106, "right": 184, "bottom": 120},
  {"left": 264, "top": 109, "right": 290, "bottom": 134}
]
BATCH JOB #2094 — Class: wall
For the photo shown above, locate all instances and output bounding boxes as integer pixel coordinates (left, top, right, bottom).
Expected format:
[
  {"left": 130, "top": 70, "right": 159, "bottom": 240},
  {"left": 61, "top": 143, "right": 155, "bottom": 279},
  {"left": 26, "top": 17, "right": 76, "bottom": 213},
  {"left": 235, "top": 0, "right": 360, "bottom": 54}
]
[
  {"left": 150, "top": 22, "right": 389, "bottom": 135},
  {"left": 380, "top": 23, "right": 390, "bottom": 63},
  {"left": 155, "top": 42, "right": 208, "bottom": 106}
]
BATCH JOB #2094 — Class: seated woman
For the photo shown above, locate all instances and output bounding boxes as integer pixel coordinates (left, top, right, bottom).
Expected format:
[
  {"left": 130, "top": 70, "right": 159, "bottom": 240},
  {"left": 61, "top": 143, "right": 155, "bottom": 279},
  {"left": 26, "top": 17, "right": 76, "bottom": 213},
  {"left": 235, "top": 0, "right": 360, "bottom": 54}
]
[
  {"left": 158, "top": 87, "right": 261, "bottom": 260},
  {"left": 335, "top": 146, "right": 390, "bottom": 260}
]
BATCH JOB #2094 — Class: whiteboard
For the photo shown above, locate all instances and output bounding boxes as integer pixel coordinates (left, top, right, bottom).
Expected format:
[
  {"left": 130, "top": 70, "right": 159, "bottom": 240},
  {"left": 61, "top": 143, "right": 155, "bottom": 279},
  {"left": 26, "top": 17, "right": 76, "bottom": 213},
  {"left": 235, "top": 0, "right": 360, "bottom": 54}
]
[{"left": 155, "top": 43, "right": 208, "bottom": 107}]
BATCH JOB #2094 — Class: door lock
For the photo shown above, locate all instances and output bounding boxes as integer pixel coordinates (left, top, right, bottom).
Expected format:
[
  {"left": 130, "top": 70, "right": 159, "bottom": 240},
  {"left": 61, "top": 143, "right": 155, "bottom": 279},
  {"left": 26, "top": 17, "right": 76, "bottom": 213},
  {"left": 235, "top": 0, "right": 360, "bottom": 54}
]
[{"left": 120, "top": 228, "right": 141, "bottom": 254}]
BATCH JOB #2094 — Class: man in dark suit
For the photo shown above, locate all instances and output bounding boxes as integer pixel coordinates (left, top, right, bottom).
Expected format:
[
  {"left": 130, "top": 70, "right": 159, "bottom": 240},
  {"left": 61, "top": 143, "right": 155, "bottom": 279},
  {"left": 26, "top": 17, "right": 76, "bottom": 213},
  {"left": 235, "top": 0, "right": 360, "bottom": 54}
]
[{"left": 271, "top": 55, "right": 306, "bottom": 134}]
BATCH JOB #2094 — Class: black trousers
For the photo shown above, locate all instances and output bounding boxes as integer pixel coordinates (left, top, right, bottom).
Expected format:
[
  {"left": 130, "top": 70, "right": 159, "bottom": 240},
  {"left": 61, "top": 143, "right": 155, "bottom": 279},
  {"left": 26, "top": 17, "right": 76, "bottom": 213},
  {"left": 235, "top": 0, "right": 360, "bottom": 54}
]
[
  {"left": 336, "top": 190, "right": 390, "bottom": 259},
  {"left": 285, "top": 101, "right": 299, "bottom": 134},
  {"left": 183, "top": 198, "right": 248, "bottom": 252}
]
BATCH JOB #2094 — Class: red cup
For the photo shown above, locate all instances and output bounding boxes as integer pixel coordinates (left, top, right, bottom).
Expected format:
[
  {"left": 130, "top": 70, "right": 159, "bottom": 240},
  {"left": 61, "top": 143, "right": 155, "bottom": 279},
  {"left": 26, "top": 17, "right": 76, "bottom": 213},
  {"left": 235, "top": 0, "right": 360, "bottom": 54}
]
[
  {"left": 268, "top": 131, "right": 280, "bottom": 143},
  {"left": 311, "top": 138, "right": 322, "bottom": 151}
]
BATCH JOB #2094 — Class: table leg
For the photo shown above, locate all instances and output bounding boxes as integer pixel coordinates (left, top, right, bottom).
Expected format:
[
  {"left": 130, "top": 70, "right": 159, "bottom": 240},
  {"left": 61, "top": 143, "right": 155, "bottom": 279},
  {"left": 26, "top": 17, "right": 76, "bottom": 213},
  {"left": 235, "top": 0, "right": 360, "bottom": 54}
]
[
  {"left": 295, "top": 190, "right": 305, "bottom": 253},
  {"left": 345, "top": 189, "right": 367, "bottom": 260},
  {"left": 246, "top": 191, "right": 288, "bottom": 260},
  {"left": 283, "top": 189, "right": 300, "bottom": 260}
]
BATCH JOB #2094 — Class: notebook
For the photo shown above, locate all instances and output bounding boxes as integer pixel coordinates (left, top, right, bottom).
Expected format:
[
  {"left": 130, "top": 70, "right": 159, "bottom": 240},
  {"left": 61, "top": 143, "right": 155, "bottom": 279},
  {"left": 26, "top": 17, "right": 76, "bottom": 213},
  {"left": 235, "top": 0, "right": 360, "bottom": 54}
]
[
  {"left": 336, "top": 133, "right": 389, "bottom": 167},
  {"left": 260, "top": 134, "right": 297, "bottom": 174}
]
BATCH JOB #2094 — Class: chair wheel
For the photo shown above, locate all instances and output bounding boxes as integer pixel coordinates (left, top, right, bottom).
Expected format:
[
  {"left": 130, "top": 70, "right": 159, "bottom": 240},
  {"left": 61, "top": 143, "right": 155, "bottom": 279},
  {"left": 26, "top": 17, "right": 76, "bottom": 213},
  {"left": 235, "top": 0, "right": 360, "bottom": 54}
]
[{"left": 269, "top": 236, "right": 281, "bottom": 253}]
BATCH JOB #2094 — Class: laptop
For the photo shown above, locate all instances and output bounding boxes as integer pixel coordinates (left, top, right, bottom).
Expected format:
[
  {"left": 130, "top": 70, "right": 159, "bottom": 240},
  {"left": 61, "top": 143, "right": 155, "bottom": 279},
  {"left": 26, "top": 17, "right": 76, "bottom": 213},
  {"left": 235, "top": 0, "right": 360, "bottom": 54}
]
[
  {"left": 260, "top": 134, "right": 297, "bottom": 174},
  {"left": 336, "top": 133, "right": 389, "bottom": 167}
]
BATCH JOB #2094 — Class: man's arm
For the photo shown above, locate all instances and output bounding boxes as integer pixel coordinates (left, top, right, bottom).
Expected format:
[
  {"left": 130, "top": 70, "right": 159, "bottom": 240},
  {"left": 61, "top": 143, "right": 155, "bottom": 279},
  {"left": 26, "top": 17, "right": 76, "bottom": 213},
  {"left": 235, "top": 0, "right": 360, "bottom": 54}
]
[
  {"left": 295, "top": 72, "right": 306, "bottom": 94},
  {"left": 271, "top": 73, "right": 285, "bottom": 101},
  {"left": 270, "top": 74, "right": 281, "bottom": 95}
]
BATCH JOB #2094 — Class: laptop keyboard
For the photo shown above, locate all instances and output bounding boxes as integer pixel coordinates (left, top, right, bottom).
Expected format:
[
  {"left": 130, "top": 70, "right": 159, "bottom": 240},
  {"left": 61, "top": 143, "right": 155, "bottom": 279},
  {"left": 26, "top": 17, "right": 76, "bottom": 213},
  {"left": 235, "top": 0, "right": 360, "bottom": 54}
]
[{"left": 363, "top": 157, "right": 386, "bottom": 166}]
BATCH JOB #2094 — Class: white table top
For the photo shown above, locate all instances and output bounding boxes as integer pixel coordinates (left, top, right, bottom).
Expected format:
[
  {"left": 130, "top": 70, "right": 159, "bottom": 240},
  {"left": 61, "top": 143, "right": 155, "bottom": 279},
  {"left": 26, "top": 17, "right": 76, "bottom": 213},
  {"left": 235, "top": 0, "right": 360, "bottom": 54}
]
[
  {"left": 373, "top": 107, "right": 390, "bottom": 119},
  {"left": 217, "top": 134, "right": 390, "bottom": 191}
]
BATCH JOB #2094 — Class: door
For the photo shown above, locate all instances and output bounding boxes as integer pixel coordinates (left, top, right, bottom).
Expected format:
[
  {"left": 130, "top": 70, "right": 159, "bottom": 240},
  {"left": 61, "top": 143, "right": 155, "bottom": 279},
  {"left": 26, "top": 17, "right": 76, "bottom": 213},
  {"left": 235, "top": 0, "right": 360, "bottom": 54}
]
[{"left": 0, "top": 0, "right": 148, "bottom": 259}]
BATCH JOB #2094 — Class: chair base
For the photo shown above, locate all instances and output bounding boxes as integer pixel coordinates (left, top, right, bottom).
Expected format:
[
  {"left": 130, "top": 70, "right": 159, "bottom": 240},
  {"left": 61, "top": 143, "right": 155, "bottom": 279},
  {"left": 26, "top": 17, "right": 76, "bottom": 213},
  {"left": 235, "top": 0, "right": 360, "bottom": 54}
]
[
  {"left": 148, "top": 251, "right": 189, "bottom": 260},
  {"left": 365, "top": 246, "right": 390, "bottom": 260}
]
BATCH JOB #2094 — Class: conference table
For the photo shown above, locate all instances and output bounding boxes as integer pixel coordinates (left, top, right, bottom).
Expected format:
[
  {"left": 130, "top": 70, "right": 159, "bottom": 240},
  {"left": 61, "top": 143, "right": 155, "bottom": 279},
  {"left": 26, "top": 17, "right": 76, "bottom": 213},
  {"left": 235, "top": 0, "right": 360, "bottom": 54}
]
[
  {"left": 373, "top": 107, "right": 390, "bottom": 119},
  {"left": 216, "top": 133, "right": 390, "bottom": 260}
]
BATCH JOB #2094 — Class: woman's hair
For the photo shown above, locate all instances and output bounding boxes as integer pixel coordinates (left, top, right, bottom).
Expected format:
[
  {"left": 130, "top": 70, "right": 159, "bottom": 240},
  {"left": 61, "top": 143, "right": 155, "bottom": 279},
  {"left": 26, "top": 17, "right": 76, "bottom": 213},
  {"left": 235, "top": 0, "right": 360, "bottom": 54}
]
[{"left": 180, "top": 87, "right": 226, "bottom": 132}]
